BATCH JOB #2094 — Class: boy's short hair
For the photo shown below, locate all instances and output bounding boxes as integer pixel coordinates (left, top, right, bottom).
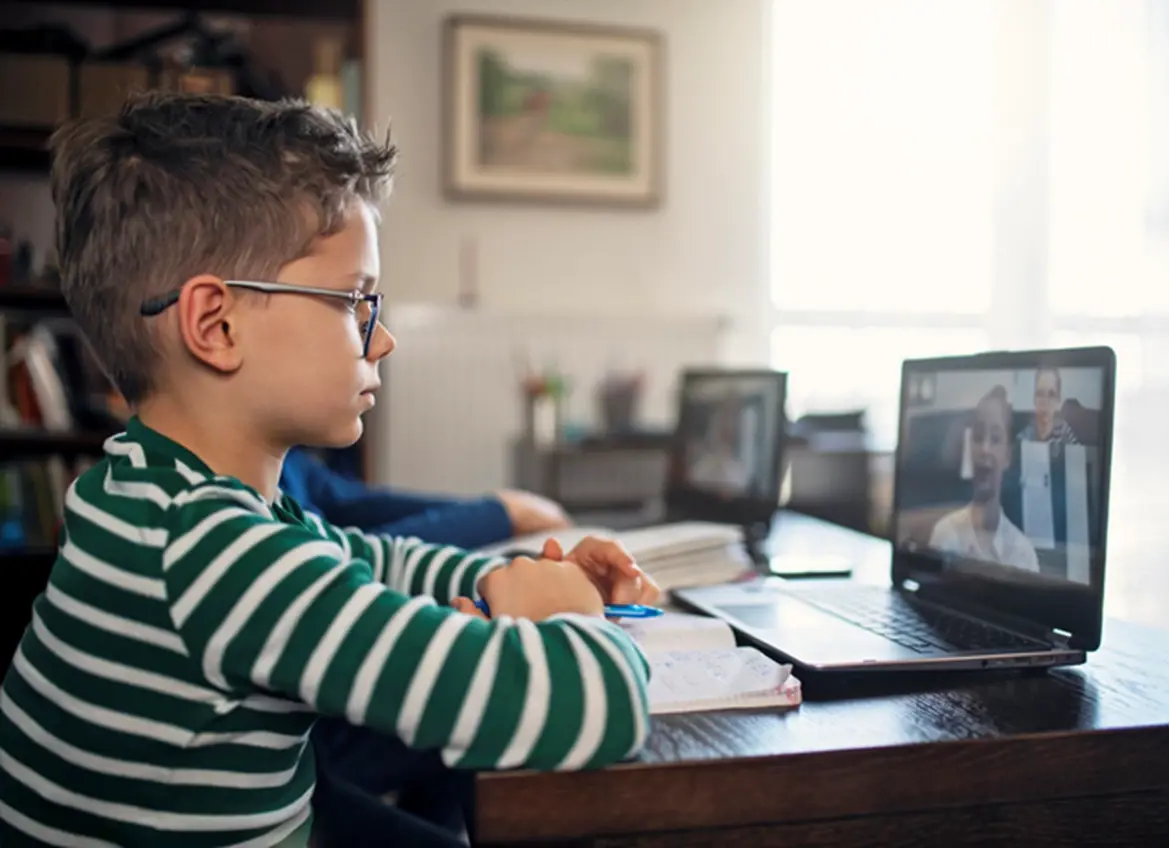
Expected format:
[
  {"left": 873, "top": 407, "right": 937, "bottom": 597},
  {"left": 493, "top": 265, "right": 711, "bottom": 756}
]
[{"left": 50, "top": 92, "right": 397, "bottom": 404}]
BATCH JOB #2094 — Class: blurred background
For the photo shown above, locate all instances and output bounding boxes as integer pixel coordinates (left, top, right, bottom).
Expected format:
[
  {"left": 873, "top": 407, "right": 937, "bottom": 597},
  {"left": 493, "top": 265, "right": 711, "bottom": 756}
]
[{"left": 1, "top": 0, "right": 1166, "bottom": 625}]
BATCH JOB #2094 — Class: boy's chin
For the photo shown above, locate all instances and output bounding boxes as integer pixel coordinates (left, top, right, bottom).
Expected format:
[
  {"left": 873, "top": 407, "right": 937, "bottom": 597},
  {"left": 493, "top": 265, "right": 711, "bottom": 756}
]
[{"left": 303, "top": 417, "right": 364, "bottom": 449}]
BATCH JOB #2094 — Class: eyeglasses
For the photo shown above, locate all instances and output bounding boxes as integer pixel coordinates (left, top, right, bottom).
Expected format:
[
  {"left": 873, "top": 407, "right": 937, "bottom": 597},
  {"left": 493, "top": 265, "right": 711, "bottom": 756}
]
[{"left": 140, "top": 279, "right": 384, "bottom": 357}]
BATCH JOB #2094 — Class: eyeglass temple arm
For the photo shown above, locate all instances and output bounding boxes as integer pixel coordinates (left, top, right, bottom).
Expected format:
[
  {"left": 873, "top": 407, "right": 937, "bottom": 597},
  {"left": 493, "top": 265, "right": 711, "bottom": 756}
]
[{"left": 140, "top": 290, "right": 182, "bottom": 316}]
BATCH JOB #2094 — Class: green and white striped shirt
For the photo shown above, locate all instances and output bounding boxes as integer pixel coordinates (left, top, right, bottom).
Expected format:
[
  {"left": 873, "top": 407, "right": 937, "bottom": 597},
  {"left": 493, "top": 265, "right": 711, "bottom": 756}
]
[{"left": 0, "top": 419, "right": 651, "bottom": 846}]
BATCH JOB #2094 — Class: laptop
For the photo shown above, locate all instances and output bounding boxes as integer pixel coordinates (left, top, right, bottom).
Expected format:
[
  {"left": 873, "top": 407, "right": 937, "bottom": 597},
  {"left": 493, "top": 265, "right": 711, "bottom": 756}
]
[
  {"left": 674, "top": 346, "right": 1116, "bottom": 672},
  {"left": 480, "top": 368, "right": 789, "bottom": 560}
]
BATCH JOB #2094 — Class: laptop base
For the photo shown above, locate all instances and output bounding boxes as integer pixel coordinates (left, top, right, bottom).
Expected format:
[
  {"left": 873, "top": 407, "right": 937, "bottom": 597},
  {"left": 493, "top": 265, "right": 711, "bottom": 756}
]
[{"left": 673, "top": 580, "right": 1086, "bottom": 674}]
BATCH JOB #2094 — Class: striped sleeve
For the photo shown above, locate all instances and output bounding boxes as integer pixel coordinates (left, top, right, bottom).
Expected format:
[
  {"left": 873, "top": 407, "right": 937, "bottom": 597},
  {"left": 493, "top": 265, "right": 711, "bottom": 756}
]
[
  {"left": 162, "top": 484, "right": 651, "bottom": 771},
  {"left": 305, "top": 515, "right": 504, "bottom": 605}
]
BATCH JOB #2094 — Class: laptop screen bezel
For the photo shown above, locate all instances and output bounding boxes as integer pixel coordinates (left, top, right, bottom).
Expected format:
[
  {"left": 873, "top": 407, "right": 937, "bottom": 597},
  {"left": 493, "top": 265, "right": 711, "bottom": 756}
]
[
  {"left": 890, "top": 346, "right": 1116, "bottom": 650},
  {"left": 664, "top": 368, "right": 789, "bottom": 529}
]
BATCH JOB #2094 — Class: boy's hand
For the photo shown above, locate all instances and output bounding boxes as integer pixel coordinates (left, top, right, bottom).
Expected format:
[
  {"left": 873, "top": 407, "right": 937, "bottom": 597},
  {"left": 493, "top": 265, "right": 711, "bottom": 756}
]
[
  {"left": 543, "top": 536, "right": 661, "bottom": 607},
  {"left": 459, "top": 555, "right": 605, "bottom": 621}
]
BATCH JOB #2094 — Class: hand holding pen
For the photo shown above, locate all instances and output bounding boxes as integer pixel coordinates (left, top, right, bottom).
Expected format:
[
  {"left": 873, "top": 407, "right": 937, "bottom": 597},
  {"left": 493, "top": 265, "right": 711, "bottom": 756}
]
[
  {"left": 472, "top": 599, "right": 664, "bottom": 620},
  {"left": 451, "top": 535, "right": 663, "bottom": 621}
]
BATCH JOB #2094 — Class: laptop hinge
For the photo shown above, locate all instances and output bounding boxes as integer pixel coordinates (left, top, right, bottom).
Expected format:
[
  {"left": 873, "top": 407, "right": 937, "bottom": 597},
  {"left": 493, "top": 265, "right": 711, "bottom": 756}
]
[{"left": 899, "top": 579, "right": 1069, "bottom": 644}]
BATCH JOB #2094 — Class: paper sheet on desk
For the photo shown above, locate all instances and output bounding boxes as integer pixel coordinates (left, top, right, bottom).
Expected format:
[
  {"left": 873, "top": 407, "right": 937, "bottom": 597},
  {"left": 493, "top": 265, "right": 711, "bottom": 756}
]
[{"left": 648, "top": 647, "right": 800, "bottom": 715}]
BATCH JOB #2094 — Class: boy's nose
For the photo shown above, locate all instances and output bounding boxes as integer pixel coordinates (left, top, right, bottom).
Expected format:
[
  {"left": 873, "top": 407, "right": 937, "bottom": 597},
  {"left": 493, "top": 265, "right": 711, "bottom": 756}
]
[{"left": 366, "top": 321, "right": 396, "bottom": 361}]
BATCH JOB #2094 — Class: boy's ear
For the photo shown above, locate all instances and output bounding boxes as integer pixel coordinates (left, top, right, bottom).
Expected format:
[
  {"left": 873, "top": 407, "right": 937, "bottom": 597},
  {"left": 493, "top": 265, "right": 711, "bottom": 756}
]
[{"left": 175, "top": 275, "right": 244, "bottom": 374}]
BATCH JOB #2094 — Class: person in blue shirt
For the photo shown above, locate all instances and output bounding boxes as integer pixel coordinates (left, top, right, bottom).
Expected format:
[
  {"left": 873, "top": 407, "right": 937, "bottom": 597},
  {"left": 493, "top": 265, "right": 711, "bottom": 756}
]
[
  {"left": 281, "top": 447, "right": 578, "bottom": 845},
  {"left": 280, "top": 446, "right": 572, "bottom": 549}
]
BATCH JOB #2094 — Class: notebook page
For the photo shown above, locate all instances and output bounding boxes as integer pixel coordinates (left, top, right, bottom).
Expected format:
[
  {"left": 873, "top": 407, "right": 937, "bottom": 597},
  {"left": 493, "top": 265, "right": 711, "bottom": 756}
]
[
  {"left": 648, "top": 647, "right": 796, "bottom": 714},
  {"left": 621, "top": 612, "right": 736, "bottom": 656}
]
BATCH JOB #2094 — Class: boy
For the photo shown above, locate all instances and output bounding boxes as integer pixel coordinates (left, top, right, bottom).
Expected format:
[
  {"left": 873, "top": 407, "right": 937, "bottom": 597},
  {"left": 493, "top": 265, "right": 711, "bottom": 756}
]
[{"left": 0, "top": 92, "right": 655, "bottom": 847}]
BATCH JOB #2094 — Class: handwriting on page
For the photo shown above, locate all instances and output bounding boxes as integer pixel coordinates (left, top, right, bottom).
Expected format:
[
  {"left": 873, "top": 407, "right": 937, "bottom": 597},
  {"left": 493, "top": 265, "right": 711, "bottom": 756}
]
[
  {"left": 622, "top": 612, "right": 736, "bottom": 655},
  {"left": 648, "top": 648, "right": 791, "bottom": 712}
]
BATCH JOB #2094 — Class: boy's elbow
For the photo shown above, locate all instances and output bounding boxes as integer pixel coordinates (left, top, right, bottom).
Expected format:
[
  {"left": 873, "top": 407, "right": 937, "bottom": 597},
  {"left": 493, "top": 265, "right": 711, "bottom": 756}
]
[
  {"left": 615, "top": 662, "right": 653, "bottom": 761},
  {"left": 572, "top": 648, "right": 653, "bottom": 772},
  {"left": 440, "top": 623, "right": 653, "bottom": 774}
]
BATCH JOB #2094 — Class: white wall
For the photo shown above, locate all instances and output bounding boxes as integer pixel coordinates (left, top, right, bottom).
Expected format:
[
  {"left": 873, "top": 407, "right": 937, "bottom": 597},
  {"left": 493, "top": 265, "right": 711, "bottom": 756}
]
[
  {"left": 365, "top": 0, "right": 772, "bottom": 487},
  {"left": 365, "top": 0, "right": 771, "bottom": 353}
]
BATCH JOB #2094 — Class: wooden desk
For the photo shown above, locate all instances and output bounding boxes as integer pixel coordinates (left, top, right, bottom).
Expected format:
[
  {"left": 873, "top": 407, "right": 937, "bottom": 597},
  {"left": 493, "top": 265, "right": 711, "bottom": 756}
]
[{"left": 474, "top": 516, "right": 1169, "bottom": 847}]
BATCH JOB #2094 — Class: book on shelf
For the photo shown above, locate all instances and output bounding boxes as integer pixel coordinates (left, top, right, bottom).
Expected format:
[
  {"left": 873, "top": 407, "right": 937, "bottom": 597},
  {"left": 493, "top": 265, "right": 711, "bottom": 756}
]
[
  {"left": 0, "top": 455, "right": 97, "bottom": 552},
  {"left": 2, "top": 312, "right": 120, "bottom": 435},
  {"left": 1, "top": 308, "right": 116, "bottom": 553},
  {"left": 621, "top": 611, "right": 801, "bottom": 715}
]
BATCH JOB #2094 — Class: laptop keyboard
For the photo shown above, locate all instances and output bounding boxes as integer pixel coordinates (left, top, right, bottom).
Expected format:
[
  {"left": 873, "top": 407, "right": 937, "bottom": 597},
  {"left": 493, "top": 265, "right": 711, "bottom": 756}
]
[{"left": 790, "top": 586, "right": 1045, "bottom": 654}]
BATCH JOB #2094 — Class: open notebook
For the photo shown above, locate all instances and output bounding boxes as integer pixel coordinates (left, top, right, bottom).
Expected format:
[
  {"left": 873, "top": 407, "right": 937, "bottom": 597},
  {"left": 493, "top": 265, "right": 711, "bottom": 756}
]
[{"left": 621, "top": 612, "right": 802, "bottom": 715}]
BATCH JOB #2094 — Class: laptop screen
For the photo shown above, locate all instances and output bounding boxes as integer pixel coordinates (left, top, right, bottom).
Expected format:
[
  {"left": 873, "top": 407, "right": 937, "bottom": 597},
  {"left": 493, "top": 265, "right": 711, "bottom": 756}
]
[
  {"left": 895, "top": 361, "right": 1108, "bottom": 586},
  {"left": 665, "top": 370, "right": 788, "bottom": 526},
  {"left": 892, "top": 348, "right": 1115, "bottom": 646}
]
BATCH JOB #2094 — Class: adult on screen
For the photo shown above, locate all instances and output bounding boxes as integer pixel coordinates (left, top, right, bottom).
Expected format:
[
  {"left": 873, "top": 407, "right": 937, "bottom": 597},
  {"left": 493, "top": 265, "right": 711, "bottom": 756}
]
[{"left": 1018, "top": 367, "right": 1079, "bottom": 444}]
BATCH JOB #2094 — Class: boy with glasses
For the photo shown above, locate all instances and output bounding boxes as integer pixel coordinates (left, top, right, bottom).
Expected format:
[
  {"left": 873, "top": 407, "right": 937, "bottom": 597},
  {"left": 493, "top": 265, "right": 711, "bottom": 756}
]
[{"left": 0, "top": 92, "right": 655, "bottom": 847}]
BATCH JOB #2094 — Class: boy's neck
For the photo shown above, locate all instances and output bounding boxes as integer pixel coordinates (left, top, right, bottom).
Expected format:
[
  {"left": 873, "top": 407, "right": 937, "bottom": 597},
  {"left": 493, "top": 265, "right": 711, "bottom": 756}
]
[{"left": 136, "top": 398, "right": 284, "bottom": 502}]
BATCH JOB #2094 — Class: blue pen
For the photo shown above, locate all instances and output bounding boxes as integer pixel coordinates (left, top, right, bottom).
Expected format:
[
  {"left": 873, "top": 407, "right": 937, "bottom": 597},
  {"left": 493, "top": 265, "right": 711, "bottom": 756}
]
[{"left": 473, "top": 599, "right": 663, "bottom": 619}]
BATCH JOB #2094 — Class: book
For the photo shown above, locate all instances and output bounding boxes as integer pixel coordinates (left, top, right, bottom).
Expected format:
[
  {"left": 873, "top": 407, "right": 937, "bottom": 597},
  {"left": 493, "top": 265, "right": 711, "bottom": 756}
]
[
  {"left": 479, "top": 521, "right": 754, "bottom": 593},
  {"left": 621, "top": 612, "right": 802, "bottom": 715}
]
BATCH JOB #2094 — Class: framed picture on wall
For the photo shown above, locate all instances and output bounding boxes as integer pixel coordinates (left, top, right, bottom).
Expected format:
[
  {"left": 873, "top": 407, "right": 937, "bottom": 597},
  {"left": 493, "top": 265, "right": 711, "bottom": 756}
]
[{"left": 442, "top": 15, "right": 665, "bottom": 208}]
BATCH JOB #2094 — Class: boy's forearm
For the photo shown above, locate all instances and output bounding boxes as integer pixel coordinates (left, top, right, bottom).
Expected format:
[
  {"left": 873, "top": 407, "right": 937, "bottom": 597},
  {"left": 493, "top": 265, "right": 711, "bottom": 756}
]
[{"left": 352, "top": 530, "right": 503, "bottom": 605}]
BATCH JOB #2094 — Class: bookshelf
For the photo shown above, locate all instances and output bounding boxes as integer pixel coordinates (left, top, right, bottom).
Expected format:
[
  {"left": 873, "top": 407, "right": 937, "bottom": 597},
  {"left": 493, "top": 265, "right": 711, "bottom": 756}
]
[
  {"left": 3, "top": 547, "right": 57, "bottom": 668},
  {"left": 52, "top": 0, "right": 361, "bottom": 19},
  {"left": 2, "top": 1, "right": 375, "bottom": 670},
  {"left": 0, "top": 286, "right": 67, "bottom": 312},
  {"left": 0, "top": 127, "right": 52, "bottom": 173},
  {"left": 1, "top": 0, "right": 376, "bottom": 480},
  {"left": 0, "top": 428, "right": 110, "bottom": 455}
]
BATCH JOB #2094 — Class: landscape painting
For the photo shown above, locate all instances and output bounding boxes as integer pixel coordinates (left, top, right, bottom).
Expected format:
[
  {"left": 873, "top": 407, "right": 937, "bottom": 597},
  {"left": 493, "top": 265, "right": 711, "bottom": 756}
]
[{"left": 443, "top": 16, "right": 663, "bottom": 207}]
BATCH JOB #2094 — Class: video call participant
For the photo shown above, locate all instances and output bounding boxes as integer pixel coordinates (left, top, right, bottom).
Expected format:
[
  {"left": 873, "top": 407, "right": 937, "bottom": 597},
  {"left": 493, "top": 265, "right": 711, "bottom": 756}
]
[
  {"left": 1018, "top": 367, "right": 1079, "bottom": 444},
  {"left": 929, "top": 385, "right": 1040, "bottom": 572},
  {"left": 687, "top": 395, "right": 751, "bottom": 496}
]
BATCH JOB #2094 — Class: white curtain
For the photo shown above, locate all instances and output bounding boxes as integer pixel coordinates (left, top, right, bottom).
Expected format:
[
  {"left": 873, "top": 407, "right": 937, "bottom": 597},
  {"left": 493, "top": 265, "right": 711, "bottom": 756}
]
[{"left": 768, "top": 0, "right": 1168, "bottom": 624}]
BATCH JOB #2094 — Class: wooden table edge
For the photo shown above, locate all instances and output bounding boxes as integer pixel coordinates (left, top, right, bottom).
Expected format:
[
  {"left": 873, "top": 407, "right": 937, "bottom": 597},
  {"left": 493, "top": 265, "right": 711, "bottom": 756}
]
[{"left": 475, "top": 723, "right": 1169, "bottom": 843}]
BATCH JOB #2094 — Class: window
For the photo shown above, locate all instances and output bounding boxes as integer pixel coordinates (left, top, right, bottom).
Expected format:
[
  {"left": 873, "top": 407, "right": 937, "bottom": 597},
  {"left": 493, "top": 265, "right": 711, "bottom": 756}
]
[
  {"left": 768, "top": 0, "right": 1168, "bottom": 622},
  {"left": 1047, "top": 0, "right": 1169, "bottom": 321},
  {"left": 770, "top": 0, "right": 994, "bottom": 318},
  {"left": 769, "top": 0, "right": 1166, "bottom": 430},
  {"left": 770, "top": 326, "right": 988, "bottom": 447},
  {"left": 769, "top": 0, "right": 997, "bottom": 436}
]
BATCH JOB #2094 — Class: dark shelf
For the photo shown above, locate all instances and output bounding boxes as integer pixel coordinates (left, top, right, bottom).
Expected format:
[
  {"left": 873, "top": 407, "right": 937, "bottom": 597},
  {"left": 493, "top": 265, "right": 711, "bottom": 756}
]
[
  {"left": 0, "top": 547, "right": 58, "bottom": 568},
  {"left": 0, "top": 429, "right": 111, "bottom": 456},
  {"left": 3, "top": 547, "right": 56, "bottom": 669},
  {"left": 37, "top": 0, "right": 361, "bottom": 19},
  {"left": 0, "top": 287, "right": 69, "bottom": 313},
  {"left": 0, "top": 126, "right": 52, "bottom": 173}
]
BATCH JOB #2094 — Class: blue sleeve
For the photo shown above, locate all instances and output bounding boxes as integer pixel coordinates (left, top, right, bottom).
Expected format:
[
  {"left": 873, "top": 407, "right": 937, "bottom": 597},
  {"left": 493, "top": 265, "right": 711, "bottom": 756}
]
[
  {"left": 281, "top": 447, "right": 515, "bottom": 549},
  {"left": 370, "top": 498, "right": 515, "bottom": 550}
]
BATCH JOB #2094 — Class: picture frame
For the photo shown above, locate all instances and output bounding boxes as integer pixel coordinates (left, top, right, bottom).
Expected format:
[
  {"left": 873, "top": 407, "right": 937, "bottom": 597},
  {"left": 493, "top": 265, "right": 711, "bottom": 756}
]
[{"left": 442, "top": 14, "right": 665, "bottom": 209}]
